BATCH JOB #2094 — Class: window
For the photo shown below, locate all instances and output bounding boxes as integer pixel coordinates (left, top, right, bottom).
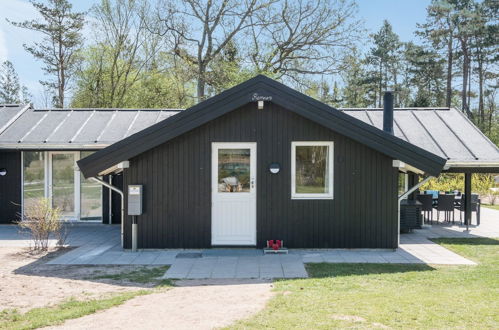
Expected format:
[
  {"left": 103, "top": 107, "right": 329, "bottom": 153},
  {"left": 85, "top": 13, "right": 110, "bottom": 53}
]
[
  {"left": 291, "top": 142, "right": 334, "bottom": 199},
  {"left": 217, "top": 148, "right": 251, "bottom": 193},
  {"left": 23, "top": 151, "right": 45, "bottom": 213}
]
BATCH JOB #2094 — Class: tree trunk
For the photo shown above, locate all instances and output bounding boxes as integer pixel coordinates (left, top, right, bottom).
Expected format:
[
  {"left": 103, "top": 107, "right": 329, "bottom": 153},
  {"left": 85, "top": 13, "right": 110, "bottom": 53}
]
[
  {"left": 445, "top": 37, "right": 453, "bottom": 108},
  {"left": 461, "top": 47, "right": 469, "bottom": 116},
  {"left": 197, "top": 64, "right": 206, "bottom": 102},
  {"left": 478, "top": 58, "right": 484, "bottom": 126},
  {"left": 378, "top": 63, "right": 383, "bottom": 107}
]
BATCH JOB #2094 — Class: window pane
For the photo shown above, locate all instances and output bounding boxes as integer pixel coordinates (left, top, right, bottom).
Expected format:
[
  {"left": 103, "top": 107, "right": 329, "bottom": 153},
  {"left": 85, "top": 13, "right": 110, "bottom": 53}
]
[
  {"left": 80, "top": 151, "right": 102, "bottom": 220},
  {"left": 52, "top": 153, "right": 75, "bottom": 216},
  {"left": 295, "top": 146, "right": 329, "bottom": 194},
  {"left": 23, "top": 152, "right": 45, "bottom": 212},
  {"left": 218, "top": 149, "right": 250, "bottom": 192}
]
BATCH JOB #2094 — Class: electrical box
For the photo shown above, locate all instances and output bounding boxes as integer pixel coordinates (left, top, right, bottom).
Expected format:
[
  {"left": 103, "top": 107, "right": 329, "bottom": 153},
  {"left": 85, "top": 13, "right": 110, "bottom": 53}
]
[{"left": 128, "top": 185, "right": 143, "bottom": 216}]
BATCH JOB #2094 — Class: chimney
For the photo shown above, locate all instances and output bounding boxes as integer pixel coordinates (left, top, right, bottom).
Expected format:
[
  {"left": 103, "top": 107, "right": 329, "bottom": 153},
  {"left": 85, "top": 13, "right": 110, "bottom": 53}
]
[{"left": 383, "top": 91, "right": 394, "bottom": 134}]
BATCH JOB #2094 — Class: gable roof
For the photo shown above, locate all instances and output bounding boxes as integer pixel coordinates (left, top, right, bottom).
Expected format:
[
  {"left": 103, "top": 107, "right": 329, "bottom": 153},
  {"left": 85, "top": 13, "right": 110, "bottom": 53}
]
[
  {"left": 0, "top": 107, "right": 180, "bottom": 149},
  {"left": 78, "top": 75, "right": 446, "bottom": 178},
  {"left": 341, "top": 107, "right": 499, "bottom": 171}
]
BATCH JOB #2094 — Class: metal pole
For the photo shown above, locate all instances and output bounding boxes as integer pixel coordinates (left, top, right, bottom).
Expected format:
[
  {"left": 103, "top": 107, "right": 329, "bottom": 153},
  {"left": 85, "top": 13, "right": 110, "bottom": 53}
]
[
  {"left": 132, "top": 216, "right": 138, "bottom": 252},
  {"left": 90, "top": 177, "right": 124, "bottom": 248},
  {"left": 108, "top": 175, "right": 112, "bottom": 225},
  {"left": 464, "top": 173, "right": 472, "bottom": 231}
]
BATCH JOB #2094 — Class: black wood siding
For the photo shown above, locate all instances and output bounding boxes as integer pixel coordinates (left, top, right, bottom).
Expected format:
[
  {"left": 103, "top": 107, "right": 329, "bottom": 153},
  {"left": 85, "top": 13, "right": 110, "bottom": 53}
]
[
  {"left": 0, "top": 151, "right": 21, "bottom": 224},
  {"left": 123, "top": 103, "right": 399, "bottom": 249}
]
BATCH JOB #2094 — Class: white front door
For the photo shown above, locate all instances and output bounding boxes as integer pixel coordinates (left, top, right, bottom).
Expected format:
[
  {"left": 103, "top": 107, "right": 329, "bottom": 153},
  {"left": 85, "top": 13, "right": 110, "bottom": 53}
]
[{"left": 212, "top": 143, "right": 256, "bottom": 245}]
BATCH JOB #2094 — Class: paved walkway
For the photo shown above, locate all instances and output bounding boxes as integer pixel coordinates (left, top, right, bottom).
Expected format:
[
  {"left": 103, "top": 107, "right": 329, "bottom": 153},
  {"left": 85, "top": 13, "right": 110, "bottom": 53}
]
[{"left": 1, "top": 207, "right": 497, "bottom": 279}]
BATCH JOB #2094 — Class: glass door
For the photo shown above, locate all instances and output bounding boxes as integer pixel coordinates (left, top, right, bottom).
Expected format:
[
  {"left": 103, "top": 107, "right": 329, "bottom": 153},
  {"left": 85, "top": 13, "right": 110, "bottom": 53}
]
[{"left": 49, "top": 152, "right": 79, "bottom": 219}]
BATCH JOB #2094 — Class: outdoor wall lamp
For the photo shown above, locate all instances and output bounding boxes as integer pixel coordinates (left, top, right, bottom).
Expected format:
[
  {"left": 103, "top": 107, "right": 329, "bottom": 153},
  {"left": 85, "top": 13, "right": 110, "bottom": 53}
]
[
  {"left": 0, "top": 168, "right": 6, "bottom": 176},
  {"left": 269, "top": 163, "right": 280, "bottom": 174}
]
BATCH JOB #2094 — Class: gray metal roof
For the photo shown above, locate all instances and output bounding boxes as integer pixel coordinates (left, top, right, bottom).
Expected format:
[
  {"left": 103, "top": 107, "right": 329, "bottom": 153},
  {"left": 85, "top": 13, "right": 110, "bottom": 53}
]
[
  {"left": 1, "top": 103, "right": 497, "bottom": 170},
  {"left": 340, "top": 107, "right": 499, "bottom": 169},
  {"left": 0, "top": 104, "right": 30, "bottom": 134},
  {"left": 0, "top": 106, "right": 181, "bottom": 149}
]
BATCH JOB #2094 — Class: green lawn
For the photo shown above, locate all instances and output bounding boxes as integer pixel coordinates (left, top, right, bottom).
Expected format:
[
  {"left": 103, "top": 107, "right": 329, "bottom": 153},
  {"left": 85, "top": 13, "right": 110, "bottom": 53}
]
[
  {"left": 0, "top": 266, "right": 171, "bottom": 330},
  {"left": 483, "top": 204, "right": 499, "bottom": 211},
  {"left": 232, "top": 238, "right": 499, "bottom": 329}
]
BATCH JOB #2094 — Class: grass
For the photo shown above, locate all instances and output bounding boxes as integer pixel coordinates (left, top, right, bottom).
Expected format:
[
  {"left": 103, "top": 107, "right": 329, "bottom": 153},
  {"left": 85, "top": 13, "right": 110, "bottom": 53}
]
[
  {"left": 0, "top": 291, "right": 149, "bottom": 330},
  {"left": 483, "top": 204, "right": 499, "bottom": 211},
  {"left": 231, "top": 238, "right": 499, "bottom": 329},
  {"left": 0, "top": 266, "right": 171, "bottom": 330}
]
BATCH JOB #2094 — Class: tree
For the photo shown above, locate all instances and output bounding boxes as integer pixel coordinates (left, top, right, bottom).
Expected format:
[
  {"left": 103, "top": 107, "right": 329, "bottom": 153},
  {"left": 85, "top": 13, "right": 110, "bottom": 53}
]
[
  {"left": 340, "top": 49, "right": 376, "bottom": 107},
  {"left": 368, "top": 20, "right": 402, "bottom": 107},
  {"left": 404, "top": 42, "right": 446, "bottom": 107},
  {"left": 9, "top": 0, "right": 84, "bottom": 108},
  {"left": 248, "top": 0, "right": 362, "bottom": 86},
  {"left": 72, "top": 0, "right": 159, "bottom": 108},
  {"left": 151, "top": 0, "right": 271, "bottom": 101},
  {"left": 0, "top": 60, "right": 31, "bottom": 104},
  {"left": 470, "top": 0, "right": 498, "bottom": 127},
  {"left": 417, "top": 0, "right": 458, "bottom": 108}
]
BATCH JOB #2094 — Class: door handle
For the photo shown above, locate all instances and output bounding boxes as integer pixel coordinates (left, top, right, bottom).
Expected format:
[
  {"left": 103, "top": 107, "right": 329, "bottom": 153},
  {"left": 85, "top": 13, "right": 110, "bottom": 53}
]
[{"left": 251, "top": 179, "right": 255, "bottom": 189}]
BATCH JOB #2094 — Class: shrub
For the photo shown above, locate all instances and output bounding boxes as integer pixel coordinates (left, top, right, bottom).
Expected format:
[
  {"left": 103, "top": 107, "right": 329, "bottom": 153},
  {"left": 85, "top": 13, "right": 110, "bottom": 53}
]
[{"left": 17, "top": 198, "right": 67, "bottom": 251}]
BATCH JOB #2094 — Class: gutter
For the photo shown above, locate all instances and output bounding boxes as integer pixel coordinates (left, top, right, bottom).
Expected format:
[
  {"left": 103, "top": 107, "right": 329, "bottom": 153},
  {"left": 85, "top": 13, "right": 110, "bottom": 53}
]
[
  {"left": 90, "top": 177, "right": 124, "bottom": 248},
  {"left": 0, "top": 143, "right": 110, "bottom": 150}
]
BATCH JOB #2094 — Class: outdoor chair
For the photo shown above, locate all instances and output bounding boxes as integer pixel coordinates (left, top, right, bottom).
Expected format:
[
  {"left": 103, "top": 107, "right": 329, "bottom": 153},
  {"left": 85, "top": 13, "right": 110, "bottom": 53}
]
[
  {"left": 425, "top": 190, "right": 439, "bottom": 207},
  {"left": 436, "top": 194, "right": 456, "bottom": 223},
  {"left": 457, "top": 193, "right": 481, "bottom": 225},
  {"left": 416, "top": 194, "right": 433, "bottom": 224}
]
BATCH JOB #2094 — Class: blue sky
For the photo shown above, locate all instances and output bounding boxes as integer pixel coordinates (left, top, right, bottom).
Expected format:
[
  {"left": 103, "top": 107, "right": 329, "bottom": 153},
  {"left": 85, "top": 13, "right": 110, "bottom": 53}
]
[{"left": 0, "top": 0, "right": 432, "bottom": 105}]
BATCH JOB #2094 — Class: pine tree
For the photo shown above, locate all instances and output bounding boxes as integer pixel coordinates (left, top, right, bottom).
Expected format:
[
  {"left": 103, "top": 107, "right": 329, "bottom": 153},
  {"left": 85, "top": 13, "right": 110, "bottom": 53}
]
[
  {"left": 9, "top": 0, "right": 84, "bottom": 108},
  {"left": 368, "top": 20, "right": 402, "bottom": 107},
  {"left": 0, "top": 60, "right": 31, "bottom": 104}
]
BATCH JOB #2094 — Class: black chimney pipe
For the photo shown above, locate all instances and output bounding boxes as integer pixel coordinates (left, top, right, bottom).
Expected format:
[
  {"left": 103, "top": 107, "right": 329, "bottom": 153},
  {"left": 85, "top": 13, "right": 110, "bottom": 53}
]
[{"left": 383, "top": 91, "right": 394, "bottom": 134}]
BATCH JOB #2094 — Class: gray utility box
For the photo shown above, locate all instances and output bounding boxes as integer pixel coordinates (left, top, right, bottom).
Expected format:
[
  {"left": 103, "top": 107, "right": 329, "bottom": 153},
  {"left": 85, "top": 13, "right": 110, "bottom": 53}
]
[{"left": 128, "top": 185, "right": 143, "bottom": 216}]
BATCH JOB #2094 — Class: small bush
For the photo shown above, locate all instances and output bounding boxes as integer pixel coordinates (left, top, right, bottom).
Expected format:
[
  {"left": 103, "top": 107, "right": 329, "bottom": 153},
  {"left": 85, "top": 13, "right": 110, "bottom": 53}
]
[{"left": 17, "top": 198, "right": 66, "bottom": 251}]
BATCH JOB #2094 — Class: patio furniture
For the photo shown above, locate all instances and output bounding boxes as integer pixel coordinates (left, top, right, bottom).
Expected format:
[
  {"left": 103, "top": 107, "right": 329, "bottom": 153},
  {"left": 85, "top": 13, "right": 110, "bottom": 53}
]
[
  {"left": 436, "top": 194, "right": 456, "bottom": 223},
  {"left": 416, "top": 194, "right": 434, "bottom": 224},
  {"left": 457, "top": 194, "right": 481, "bottom": 225},
  {"left": 425, "top": 190, "right": 439, "bottom": 207},
  {"left": 400, "top": 199, "right": 422, "bottom": 232}
]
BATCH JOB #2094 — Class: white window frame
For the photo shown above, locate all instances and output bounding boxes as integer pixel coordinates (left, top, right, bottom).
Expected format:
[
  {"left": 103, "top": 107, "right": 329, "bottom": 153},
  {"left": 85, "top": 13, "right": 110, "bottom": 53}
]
[
  {"left": 21, "top": 151, "right": 102, "bottom": 222},
  {"left": 291, "top": 141, "right": 334, "bottom": 200}
]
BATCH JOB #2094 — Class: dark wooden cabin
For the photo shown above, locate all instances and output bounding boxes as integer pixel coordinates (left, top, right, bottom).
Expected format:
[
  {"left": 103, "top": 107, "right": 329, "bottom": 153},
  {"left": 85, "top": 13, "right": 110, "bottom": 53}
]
[{"left": 78, "top": 76, "right": 446, "bottom": 249}]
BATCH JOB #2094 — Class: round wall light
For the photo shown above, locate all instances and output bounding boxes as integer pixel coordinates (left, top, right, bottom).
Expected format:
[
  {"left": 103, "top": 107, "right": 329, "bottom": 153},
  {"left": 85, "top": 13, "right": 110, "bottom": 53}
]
[
  {"left": 269, "top": 163, "right": 280, "bottom": 174},
  {"left": 0, "top": 168, "right": 6, "bottom": 176}
]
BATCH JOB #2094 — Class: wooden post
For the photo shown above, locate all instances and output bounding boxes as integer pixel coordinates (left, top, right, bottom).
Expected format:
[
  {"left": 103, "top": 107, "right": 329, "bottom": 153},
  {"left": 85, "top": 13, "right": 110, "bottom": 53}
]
[{"left": 464, "top": 173, "right": 472, "bottom": 230}]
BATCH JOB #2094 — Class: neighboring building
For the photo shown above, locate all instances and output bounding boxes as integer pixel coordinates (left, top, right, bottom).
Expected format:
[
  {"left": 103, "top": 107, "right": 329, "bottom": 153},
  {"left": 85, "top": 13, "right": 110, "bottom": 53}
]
[
  {"left": 0, "top": 104, "right": 179, "bottom": 224},
  {"left": 2, "top": 76, "right": 499, "bottom": 249}
]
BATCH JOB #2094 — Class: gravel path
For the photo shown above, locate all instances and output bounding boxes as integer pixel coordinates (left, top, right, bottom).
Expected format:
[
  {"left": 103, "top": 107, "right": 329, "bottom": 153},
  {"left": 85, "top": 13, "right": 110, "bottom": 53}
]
[{"left": 46, "top": 279, "right": 274, "bottom": 330}]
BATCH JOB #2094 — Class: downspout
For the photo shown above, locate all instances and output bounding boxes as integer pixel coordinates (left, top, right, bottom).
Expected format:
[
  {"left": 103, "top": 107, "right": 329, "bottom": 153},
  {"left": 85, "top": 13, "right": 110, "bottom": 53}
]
[
  {"left": 397, "top": 175, "right": 434, "bottom": 246},
  {"left": 90, "top": 177, "right": 124, "bottom": 248}
]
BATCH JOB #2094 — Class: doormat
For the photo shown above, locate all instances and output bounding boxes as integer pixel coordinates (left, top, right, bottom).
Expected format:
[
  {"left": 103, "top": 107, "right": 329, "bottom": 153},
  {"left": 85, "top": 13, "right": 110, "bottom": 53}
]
[{"left": 176, "top": 252, "right": 202, "bottom": 259}]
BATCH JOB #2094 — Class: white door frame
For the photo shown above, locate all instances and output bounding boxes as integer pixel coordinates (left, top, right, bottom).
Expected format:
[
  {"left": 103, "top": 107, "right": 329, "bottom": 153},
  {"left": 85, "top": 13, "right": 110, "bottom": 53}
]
[
  {"left": 211, "top": 142, "right": 257, "bottom": 245},
  {"left": 48, "top": 151, "right": 80, "bottom": 220}
]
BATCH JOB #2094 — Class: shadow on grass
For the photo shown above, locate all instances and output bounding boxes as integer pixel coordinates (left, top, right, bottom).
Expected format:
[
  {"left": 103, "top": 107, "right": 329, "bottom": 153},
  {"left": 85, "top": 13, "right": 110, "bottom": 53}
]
[
  {"left": 306, "top": 263, "right": 436, "bottom": 278},
  {"left": 430, "top": 237, "right": 499, "bottom": 246}
]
